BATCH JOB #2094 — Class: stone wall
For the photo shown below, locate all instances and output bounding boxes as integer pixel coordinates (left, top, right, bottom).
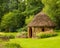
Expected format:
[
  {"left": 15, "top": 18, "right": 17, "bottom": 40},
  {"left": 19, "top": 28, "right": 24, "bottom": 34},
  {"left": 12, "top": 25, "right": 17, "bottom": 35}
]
[
  {"left": 32, "top": 27, "right": 53, "bottom": 37},
  {"left": 28, "top": 27, "right": 53, "bottom": 38}
]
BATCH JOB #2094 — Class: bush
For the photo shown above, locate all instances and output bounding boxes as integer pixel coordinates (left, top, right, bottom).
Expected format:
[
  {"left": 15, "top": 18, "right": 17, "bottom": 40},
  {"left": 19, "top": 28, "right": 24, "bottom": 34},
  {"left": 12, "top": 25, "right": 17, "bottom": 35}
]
[
  {"left": 54, "top": 30, "right": 60, "bottom": 32},
  {"left": 17, "top": 26, "right": 27, "bottom": 32},
  {"left": 1, "top": 10, "right": 26, "bottom": 32},
  {"left": 0, "top": 34, "right": 9, "bottom": 41},
  {"left": 16, "top": 32, "right": 28, "bottom": 38},
  {"left": 4, "top": 33, "right": 16, "bottom": 39},
  {"left": 4, "top": 43, "right": 21, "bottom": 48},
  {"left": 36, "top": 32, "right": 58, "bottom": 38},
  {"left": 4, "top": 34, "right": 15, "bottom": 39},
  {"left": 0, "top": 33, "right": 15, "bottom": 41}
]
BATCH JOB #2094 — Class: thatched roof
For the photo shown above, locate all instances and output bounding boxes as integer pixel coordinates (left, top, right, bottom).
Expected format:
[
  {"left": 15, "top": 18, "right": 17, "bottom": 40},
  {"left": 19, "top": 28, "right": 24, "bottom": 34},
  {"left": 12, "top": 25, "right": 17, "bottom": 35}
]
[{"left": 28, "top": 12, "right": 56, "bottom": 27}]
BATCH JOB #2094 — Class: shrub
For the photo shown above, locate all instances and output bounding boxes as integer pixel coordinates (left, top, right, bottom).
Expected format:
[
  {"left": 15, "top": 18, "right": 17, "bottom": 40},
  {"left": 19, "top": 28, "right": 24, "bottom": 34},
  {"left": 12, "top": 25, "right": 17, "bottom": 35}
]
[
  {"left": 4, "top": 43, "right": 21, "bottom": 48},
  {"left": 16, "top": 32, "right": 28, "bottom": 38},
  {"left": 36, "top": 32, "right": 58, "bottom": 38},
  {"left": 54, "top": 30, "right": 60, "bottom": 32},
  {"left": 4, "top": 33, "right": 16, "bottom": 39},
  {"left": 4, "top": 34, "right": 15, "bottom": 39},
  {"left": 17, "top": 26, "right": 27, "bottom": 32},
  {"left": 0, "top": 34, "right": 9, "bottom": 41},
  {"left": 0, "top": 33, "right": 15, "bottom": 41}
]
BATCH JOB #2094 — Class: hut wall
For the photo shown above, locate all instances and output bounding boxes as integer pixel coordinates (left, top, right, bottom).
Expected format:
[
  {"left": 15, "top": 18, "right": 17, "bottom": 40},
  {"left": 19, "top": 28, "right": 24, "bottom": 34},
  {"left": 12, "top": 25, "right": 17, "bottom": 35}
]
[
  {"left": 34, "top": 27, "right": 42, "bottom": 33},
  {"left": 44, "top": 28, "right": 53, "bottom": 32},
  {"left": 32, "top": 27, "right": 42, "bottom": 37},
  {"left": 34, "top": 27, "right": 53, "bottom": 33},
  {"left": 44, "top": 28, "right": 50, "bottom": 31},
  {"left": 31, "top": 27, "right": 41, "bottom": 38},
  {"left": 32, "top": 27, "right": 36, "bottom": 38}
]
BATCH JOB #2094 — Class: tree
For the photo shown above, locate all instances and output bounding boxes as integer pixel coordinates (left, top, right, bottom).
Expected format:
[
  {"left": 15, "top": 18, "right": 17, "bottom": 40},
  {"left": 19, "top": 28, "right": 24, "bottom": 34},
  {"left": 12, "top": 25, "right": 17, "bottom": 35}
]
[
  {"left": 42, "top": 0, "right": 60, "bottom": 29},
  {"left": 25, "top": 15, "right": 34, "bottom": 25},
  {"left": 0, "top": 0, "right": 9, "bottom": 22},
  {"left": 1, "top": 10, "right": 26, "bottom": 32},
  {"left": 18, "top": 0, "right": 26, "bottom": 12},
  {"left": 0, "top": 0, "right": 44, "bottom": 32},
  {"left": 8, "top": 0, "right": 19, "bottom": 11},
  {"left": 25, "top": 0, "right": 44, "bottom": 15}
]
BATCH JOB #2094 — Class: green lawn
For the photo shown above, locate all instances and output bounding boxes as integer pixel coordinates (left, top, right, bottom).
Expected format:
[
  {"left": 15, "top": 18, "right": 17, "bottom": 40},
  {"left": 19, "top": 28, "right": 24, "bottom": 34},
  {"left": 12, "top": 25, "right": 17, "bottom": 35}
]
[
  {"left": 0, "top": 32, "right": 60, "bottom": 48},
  {"left": 9, "top": 36, "right": 60, "bottom": 48}
]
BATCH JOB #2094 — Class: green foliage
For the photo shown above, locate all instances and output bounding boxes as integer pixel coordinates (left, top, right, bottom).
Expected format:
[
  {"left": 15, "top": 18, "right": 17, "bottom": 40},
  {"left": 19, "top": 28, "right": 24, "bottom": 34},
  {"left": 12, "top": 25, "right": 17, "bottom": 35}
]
[
  {"left": 0, "top": 0, "right": 44, "bottom": 32},
  {"left": 42, "top": 0, "right": 60, "bottom": 29},
  {"left": 17, "top": 26, "right": 27, "bottom": 32},
  {"left": 25, "top": 15, "right": 34, "bottom": 25},
  {"left": 4, "top": 43, "right": 21, "bottom": 48},
  {"left": 25, "top": 0, "right": 44, "bottom": 15},
  {"left": 0, "top": 34, "right": 9, "bottom": 41},
  {"left": 1, "top": 10, "right": 26, "bottom": 32},
  {"left": 8, "top": 0, "right": 26, "bottom": 12},
  {"left": 18, "top": 0, "right": 26, "bottom": 12},
  {"left": 0, "top": 32, "right": 17, "bottom": 39},
  {"left": 0, "top": 33, "right": 15, "bottom": 40},
  {"left": 8, "top": 0, "right": 18, "bottom": 11},
  {"left": 36, "top": 32, "right": 57, "bottom": 38},
  {"left": 54, "top": 30, "right": 60, "bottom": 32},
  {"left": 0, "top": 0, "right": 9, "bottom": 22},
  {"left": 4, "top": 34, "right": 15, "bottom": 39}
]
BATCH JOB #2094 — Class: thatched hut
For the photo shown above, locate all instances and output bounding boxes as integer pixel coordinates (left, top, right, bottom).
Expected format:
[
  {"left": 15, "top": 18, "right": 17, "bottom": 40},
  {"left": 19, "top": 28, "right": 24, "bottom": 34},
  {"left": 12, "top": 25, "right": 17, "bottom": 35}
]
[{"left": 28, "top": 12, "right": 56, "bottom": 38}]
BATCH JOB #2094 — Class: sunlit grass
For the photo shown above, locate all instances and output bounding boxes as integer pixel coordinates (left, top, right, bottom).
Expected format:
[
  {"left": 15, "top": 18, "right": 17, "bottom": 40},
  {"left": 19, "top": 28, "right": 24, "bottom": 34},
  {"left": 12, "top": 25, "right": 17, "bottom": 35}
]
[
  {"left": 9, "top": 35, "right": 60, "bottom": 48},
  {"left": 0, "top": 32, "right": 18, "bottom": 36},
  {"left": 0, "top": 32, "right": 60, "bottom": 48}
]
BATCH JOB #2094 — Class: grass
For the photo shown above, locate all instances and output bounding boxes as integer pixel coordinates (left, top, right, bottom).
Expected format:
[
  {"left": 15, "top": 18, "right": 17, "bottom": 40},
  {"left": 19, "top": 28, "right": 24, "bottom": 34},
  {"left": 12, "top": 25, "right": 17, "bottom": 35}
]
[
  {"left": 0, "top": 32, "right": 60, "bottom": 48},
  {"left": 9, "top": 34, "right": 60, "bottom": 48},
  {"left": 0, "top": 32, "right": 18, "bottom": 36}
]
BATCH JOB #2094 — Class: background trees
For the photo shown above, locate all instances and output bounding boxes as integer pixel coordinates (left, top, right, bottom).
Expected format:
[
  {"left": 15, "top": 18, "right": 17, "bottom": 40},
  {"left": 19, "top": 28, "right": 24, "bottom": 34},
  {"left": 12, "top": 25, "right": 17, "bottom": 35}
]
[
  {"left": 42, "top": 0, "right": 60, "bottom": 29},
  {"left": 0, "top": 0, "right": 44, "bottom": 32},
  {"left": 0, "top": 0, "right": 10, "bottom": 23},
  {"left": 1, "top": 10, "right": 26, "bottom": 32},
  {"left": 24, "top": 0, "right": 44, "bottom": 15},
  {"left": 0, "top": 0, "right": 60, "bottom": 32}
]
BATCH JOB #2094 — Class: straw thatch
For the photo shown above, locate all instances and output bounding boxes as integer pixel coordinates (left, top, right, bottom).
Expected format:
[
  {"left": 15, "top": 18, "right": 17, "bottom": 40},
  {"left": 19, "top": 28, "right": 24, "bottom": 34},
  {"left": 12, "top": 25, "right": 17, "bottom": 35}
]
[{"left": 28, "top": 12, "right": 56, "bottom": 27}]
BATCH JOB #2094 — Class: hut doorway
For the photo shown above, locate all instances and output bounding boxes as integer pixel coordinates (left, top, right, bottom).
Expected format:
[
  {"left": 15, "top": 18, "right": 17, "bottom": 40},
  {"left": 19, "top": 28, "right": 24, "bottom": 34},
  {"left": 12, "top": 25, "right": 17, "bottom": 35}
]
[{"left": 29, "top": 27, "right": 32, "bottom": 38}]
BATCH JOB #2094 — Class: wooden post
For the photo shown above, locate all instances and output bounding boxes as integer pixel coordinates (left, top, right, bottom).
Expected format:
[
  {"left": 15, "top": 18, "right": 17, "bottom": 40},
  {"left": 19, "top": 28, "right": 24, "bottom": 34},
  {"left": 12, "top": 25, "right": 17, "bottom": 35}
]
[
  {"left": 32, "top": 27, "right": 35, "bottom": 38},
  {"left": 28, "top": 27, "right": 30, "bottom": 38}
]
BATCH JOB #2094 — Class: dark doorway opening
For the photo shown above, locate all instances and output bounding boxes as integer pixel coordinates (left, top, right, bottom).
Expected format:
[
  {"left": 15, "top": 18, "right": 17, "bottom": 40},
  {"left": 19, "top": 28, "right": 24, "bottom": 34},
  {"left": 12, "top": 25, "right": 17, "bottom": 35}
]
[
  {"left": 29, "top": 27, "right": 32, "bottom": 38},
  {"left": 42, "top": 28, "right": 44, "bottom": 32}
]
